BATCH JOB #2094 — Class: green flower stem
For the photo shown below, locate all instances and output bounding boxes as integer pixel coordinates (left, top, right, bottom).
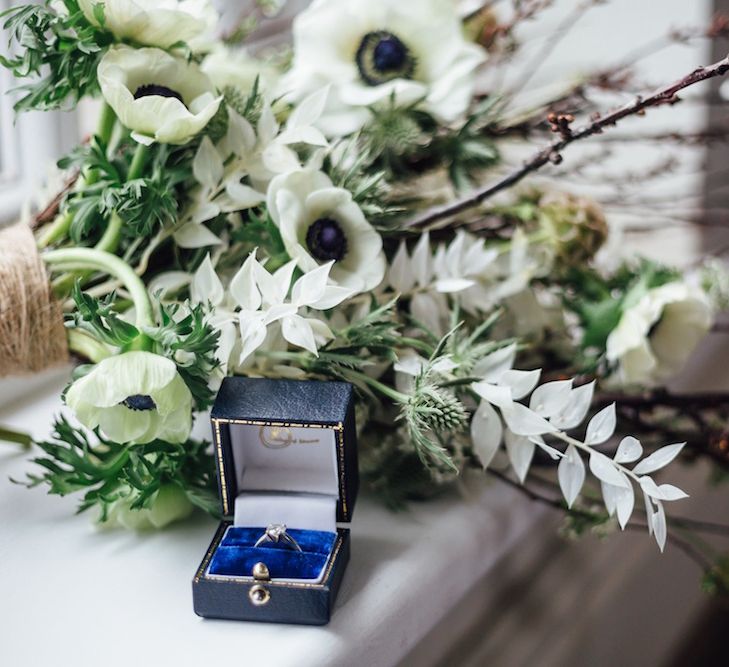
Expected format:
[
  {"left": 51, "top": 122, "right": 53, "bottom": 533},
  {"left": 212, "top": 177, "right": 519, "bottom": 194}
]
[
  {"left": 88, "top": 144, "right": 149, "bottom": 260},
  {"left": 0, "top": 424, "right": 32, "bottom": 449},
  {"left": 43, "top": 248, "right": 154, "bottom": 329},
  {"left": 49, "top": 141, "right": 149, "bottom": 296},
  {"left": 127, "top": 142, "right": 150, "bottom": 181},
  {"left": 96, "top": 102, "right": 117, "bottom": 148},
  {"left": 37, "top": 211, "right": 73, "bottom": 249},
  {"left": 67, "top": 329, "right": 112, "bottom": 363},
  {"left": 97, "top": 212, "right": 124, "bottom": 254},
  {"left": 37, "top": 103, "right": 117, "bottom": 250},
  {"left": 344, "top": 369, "right": 409, "bottom": 404},
  {"left": 97, "top": 143, "right": 149, "bottom": 255}
]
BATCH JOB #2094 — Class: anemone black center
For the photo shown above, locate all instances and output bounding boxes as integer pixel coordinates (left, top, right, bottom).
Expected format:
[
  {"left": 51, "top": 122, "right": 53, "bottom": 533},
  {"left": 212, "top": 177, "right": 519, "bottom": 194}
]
[
  {"left": 306, "top": 217, "right": 348, "bottom": 262},
  {"left": 356, "top": 31, "right": 415, "bottom": 86},
  {"left": 133, "top": 84, "right": 184, "bottom": 104},
  {"left": 122, "top": 394, "right": 157, "bottom": 411}
]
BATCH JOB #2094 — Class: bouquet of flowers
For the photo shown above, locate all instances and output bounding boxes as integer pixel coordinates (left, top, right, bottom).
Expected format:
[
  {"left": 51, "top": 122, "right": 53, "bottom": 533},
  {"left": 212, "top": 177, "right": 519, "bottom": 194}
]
[{"left": 1, "top": 0, "right": 729, "bottom": 589}]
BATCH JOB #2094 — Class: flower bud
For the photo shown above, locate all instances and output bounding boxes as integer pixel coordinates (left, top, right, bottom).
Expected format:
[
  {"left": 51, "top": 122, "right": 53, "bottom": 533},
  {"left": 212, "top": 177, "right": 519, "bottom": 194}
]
[{"left": 538, "top": 191, "right": 608, "bottom": 266}]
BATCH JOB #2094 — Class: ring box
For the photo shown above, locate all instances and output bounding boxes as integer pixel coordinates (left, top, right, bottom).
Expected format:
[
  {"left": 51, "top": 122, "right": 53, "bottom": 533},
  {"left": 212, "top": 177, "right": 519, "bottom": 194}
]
[{"left": 192, "top": 377, "right": 358, "bottom": 625}]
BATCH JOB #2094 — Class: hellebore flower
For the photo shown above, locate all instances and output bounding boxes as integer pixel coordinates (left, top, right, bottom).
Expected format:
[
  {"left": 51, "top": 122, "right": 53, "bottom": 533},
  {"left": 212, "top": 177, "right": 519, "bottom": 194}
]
[
  {"left": 606, "top": 282, "right": 713, "bottom": 386},
  {"left": 100, "top": 484, "right": 195, "bottom": 530}
]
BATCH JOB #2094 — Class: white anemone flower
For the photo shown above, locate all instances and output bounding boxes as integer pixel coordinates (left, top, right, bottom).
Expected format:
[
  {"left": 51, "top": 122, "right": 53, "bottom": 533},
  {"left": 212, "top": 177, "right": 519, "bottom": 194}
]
[
  {"left": 606, "top": 282, "right": 713, "bottom": 386},
  {"left": 79, "top": 0, "right": 218, "bottom": 52},
  {"left": 98, "top": 46, "right": 222, "bottom": 145},
  {"left": 267, "top": 168, "right": 386, "bottom": 292},
  {"left": 280, "top": 0, "right": 486, "bottom": 135},
  {"left": 65, "top": 351, "right": 193, "bottom": 445}
]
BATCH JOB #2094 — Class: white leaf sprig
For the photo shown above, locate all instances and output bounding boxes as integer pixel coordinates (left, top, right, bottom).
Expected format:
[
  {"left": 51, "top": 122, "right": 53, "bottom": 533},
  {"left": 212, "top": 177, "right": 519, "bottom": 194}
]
[
  {"left": 190, "top": 251, "right": 353, "bottom": 371},
  {"left": 470, "top": 360, "right": 689, "bottom": 551}
]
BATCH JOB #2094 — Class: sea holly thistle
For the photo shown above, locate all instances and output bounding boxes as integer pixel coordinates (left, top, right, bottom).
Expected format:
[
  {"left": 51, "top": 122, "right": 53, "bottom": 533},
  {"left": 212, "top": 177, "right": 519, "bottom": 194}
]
[
  {"left": 400, "top": 372, "right": 468, "bottom": 471},
  {"left": 324, "top": 139, "right": 400, "bottom": 227},
  {"left": 360, "top": 99, "right": 432, "bottom": 173},
  {"left": 206, "top": 78, "right": 266, "bottom": 142}
]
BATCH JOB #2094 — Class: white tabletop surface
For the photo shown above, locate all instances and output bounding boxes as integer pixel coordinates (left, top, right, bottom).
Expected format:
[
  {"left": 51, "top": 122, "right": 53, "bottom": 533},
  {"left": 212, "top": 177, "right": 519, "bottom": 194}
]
[{"left": 0, "top": 369, "right": 541, "bottom": 667}]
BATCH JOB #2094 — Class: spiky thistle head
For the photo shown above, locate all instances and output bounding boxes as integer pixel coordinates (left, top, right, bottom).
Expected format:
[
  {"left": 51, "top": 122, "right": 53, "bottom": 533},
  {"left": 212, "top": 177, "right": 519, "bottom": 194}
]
[{"left": 399, "top": 377, "right": 467, "bottom": 471}]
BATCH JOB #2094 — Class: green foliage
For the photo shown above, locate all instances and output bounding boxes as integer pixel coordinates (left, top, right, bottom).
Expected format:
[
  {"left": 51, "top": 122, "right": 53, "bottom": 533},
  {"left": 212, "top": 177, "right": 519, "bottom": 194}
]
[
  {"left": 68, "top": 281, "right": 140, "bottom": 347},
  {"left": 442, "top": 308, "right": 509, "bottom": 376},
  {"left": 69, "top": 286, "right": 220, "bottom": 409},
  {"left": 325, "top": 140, "right": 402, "bottom": 227},
  {"left": 0, "top": 0, "right": 110, "bottom": 111},
  {"left": 702, "top": 556, "right": 729, "bottom": 597},
  {"left": 326, "top": 298, "right": 402, "bottom": 364},
  {"left": 229, "top": 208, "right": 287, "bottom": 264},
  {"left": 293, "top": 298, "right": 403, "bottom": 389},
  {"left": 225, "top": 77, "right": 265, "bottom": 126},
  {"left": 206, "top": 79, "right": 266, "bottom": 142},
  {"left": 23, "top": 416, "right": 219, "bottom": 521},
  {"left": 360, "top": 426, "right": 457, "bottom": 509},
  {"left": 361, "top": 99, "right": 433, "bottom": 172},
  {"left": 435, "top": 96, "right": 502, "bottom": 191},
  {"left": 559, "top": 507, "right": 614, "bottom": 540},
  {"left": 143, "top": 302, "right": 221, "bottom": 411},
  {"left": 563, "top": 260, "right": 681, "bottom": 353},
  {"left": 58, "top": 140, "right": 191, "bottom": 242}
]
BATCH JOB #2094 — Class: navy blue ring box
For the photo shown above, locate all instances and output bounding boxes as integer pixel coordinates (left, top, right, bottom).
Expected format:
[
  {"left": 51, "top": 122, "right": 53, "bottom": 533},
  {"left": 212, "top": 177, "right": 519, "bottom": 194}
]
[{"left": 192, "top": 377, "right": 358, "bottom": 625}]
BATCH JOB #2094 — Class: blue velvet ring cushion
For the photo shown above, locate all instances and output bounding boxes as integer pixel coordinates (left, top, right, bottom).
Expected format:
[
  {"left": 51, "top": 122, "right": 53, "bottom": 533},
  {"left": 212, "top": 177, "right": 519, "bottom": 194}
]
[
  {"left": 207, "top": 526, "right": 337, "bottom": 581},
  {"left": 207, "top": 416, "right": 343, "bottom": 582}
]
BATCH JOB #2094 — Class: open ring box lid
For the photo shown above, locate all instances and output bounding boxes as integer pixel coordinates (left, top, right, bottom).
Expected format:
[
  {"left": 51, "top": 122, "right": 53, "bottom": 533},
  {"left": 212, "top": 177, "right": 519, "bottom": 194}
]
[{"left": 192, "top": 377, "right": 358, "bottom": 626}]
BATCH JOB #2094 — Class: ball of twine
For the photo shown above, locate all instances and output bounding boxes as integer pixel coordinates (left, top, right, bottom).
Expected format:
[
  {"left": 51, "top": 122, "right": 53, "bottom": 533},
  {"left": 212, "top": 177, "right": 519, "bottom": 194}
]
[{"left": 0, "top": 222, "right": 68, "bottom": 376}]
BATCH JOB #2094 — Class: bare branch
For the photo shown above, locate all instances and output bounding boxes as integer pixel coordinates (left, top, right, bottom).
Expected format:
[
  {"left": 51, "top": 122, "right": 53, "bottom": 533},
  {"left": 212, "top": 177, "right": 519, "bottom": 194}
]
[{"left": 406, "top": 53, "right": 729, "bottom": 230}]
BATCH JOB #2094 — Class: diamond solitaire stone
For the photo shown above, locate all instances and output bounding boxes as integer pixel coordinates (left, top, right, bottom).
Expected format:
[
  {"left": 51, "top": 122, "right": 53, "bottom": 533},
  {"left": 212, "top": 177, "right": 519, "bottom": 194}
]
[{"left": 266, "top": 524, "right": 288, "bottom": 542}]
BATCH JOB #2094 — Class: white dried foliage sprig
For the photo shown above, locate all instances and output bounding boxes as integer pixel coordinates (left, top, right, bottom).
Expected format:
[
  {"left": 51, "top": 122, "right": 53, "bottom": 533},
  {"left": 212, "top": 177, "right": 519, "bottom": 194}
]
[{"left": 470, "top": 351, "right": 688, "bottom": 551}]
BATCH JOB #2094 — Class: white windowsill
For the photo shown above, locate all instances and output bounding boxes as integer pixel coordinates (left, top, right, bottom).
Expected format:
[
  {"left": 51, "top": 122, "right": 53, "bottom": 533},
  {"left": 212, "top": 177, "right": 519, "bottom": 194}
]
[{"left": 0, "top": 376, "right": 722, "bottom": 667}]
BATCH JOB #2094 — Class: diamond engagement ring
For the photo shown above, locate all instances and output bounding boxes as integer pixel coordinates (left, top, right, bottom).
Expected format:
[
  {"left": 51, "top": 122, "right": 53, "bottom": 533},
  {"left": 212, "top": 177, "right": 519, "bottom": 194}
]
[{"left": 254, "top": 524, "right": 303, "bottom": 552}]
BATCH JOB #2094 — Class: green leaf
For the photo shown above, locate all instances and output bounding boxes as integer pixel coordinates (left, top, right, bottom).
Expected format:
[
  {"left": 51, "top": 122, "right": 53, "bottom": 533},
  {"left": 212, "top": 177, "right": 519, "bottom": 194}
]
[
  {"left": 580, "top": 298, "right": 623, "bottom": 349},
  {"left": 0, "top": 1, "right": 111, "bottom": 112},
  {"left": 24, "top": 415, "right": 218, "bottom": 522},
  {"left": 67, "top": 282, "right": 140, "bottom": 347},
  {"left": 143, "top": 301, "right": 221, "bottom": 410}
]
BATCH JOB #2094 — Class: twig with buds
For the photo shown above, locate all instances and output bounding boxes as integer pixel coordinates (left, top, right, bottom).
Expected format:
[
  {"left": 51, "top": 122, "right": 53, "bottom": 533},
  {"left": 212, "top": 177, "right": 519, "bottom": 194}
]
[{"left": 407, "top": 53, "right": 729, "bottom": 230}]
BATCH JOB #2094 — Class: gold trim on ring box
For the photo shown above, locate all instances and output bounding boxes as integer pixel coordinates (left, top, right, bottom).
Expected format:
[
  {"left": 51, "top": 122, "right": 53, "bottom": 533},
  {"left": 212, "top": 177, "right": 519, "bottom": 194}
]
[
  {"left": 211, "top": 418, "right": 348, "bottom": 518},
  {"left": 194, "top": 524, "right": 345, "bottom": 590}
]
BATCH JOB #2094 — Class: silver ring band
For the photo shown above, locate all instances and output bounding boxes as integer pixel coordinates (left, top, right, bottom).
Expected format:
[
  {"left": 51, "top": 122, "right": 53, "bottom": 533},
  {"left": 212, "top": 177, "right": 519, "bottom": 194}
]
[{"left": 253, "top": 523, "right": 303, "bottom": 552}]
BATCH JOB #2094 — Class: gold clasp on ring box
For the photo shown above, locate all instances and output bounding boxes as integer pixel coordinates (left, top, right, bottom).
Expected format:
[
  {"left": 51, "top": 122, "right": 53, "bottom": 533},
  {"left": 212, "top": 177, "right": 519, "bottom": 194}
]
[{"left": 249, "top": 584, "right": 271, "bottom": 606}]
